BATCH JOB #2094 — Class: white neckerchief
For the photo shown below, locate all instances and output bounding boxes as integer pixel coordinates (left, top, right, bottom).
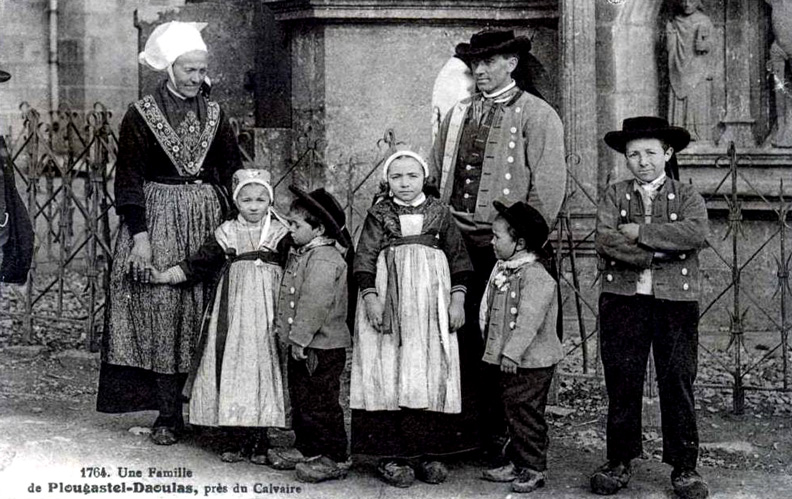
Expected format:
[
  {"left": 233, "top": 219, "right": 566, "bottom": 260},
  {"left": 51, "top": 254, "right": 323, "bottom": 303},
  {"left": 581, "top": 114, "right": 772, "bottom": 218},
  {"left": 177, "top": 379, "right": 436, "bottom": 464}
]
[
  {"left": 635, "top": 172, "right": 667, "bottom": 194},
  {"left": 479, "top": 251, "right": 538, "bottom": 335},
  {"left": 490, "top": 252, "right": 538, "bottom": 290},
  {"left": 393, "top": 192, "right": 427, "bottom": 207},
  {"left": 482, "top": 80, "right": 517, "bottom": 101}
]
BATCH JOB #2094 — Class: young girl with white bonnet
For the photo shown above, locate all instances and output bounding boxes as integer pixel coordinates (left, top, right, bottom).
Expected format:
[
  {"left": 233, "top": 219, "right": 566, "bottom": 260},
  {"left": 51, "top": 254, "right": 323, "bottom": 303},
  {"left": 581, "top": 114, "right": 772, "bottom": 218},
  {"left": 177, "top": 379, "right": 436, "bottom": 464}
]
[
  {"left": 350, "top": 150, "right": 473, "bottom": 487},
  {"left": 152, "top": 169, "right": 291, "bottom": 463}
]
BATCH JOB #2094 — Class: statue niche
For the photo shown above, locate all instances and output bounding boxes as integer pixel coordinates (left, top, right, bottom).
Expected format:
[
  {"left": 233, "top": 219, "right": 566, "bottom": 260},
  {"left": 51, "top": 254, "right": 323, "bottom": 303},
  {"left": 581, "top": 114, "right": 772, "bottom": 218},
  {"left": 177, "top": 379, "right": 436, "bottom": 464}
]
[{"left": 665, "top": 0, "right": 715, "bottom": 143}]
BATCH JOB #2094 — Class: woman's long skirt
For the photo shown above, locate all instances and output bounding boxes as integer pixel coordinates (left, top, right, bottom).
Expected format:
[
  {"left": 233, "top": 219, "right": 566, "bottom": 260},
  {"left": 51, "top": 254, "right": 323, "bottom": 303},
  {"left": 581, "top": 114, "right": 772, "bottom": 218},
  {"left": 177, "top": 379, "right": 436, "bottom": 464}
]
[{"left": 97, "top": 182, "right": 221, "bottom": 413}]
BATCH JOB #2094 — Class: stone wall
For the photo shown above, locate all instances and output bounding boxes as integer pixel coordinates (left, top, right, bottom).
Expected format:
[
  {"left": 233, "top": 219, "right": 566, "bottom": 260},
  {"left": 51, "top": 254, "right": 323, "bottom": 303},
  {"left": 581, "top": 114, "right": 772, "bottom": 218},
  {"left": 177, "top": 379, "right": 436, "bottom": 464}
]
[
  {"left": 0, "top": 0, "right": 184, "bottom": 137},
  {"left": 0, "top": 0, "right": 51, "bottom": 135}
]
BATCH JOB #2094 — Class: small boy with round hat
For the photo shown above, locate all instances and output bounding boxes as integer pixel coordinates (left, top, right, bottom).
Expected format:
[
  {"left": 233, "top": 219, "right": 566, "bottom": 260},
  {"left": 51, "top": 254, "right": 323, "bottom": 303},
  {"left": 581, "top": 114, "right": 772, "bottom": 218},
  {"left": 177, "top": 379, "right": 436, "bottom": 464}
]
[
  {"left": 592, "top": 116, "right": 709, "bottom": 498},
  {"left": 269, "top": 186, "right": 354, "bottom": 483},
  {"left": 478, "top": 199, "right": 562, "bottom": 494}
]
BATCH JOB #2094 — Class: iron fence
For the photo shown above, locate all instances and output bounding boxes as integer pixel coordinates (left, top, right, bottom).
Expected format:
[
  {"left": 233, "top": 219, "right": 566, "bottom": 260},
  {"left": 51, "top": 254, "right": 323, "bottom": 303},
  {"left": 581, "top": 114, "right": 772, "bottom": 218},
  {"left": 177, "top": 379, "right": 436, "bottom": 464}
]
[
  {"left": 1, "top": 103, "right": 116, "bottom": 350},
  {"left": 2, "top": 108, "right": 790, "bottom": 415}
]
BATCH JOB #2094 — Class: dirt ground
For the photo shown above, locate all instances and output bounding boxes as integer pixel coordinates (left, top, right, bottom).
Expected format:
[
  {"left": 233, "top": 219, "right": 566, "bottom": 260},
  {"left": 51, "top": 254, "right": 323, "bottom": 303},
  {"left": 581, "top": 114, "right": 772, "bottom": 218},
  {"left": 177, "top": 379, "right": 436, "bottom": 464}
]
[{"left": 0, "top": 346, "right": 791, "bottom": 499}]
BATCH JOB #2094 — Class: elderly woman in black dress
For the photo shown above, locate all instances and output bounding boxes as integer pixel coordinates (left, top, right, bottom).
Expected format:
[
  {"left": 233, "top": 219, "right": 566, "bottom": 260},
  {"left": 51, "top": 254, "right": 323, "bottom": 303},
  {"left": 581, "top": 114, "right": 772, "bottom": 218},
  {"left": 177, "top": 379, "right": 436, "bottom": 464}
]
[{"left": 96, "top": 21, "right": 242, "bottom": 445}]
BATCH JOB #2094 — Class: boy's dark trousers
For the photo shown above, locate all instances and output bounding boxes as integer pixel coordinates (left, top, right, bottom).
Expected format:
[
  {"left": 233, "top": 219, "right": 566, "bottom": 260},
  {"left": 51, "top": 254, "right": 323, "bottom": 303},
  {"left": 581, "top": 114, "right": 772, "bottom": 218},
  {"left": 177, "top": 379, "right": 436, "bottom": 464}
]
[
  {"left": 288, "top": 348, "right": 348, "bottom": 462},
  {"left": 599, "top": 292, "right": 700, "bottom": 470},
  {"left": 499, "top": 365, "right": 555, "bottom": 471}
]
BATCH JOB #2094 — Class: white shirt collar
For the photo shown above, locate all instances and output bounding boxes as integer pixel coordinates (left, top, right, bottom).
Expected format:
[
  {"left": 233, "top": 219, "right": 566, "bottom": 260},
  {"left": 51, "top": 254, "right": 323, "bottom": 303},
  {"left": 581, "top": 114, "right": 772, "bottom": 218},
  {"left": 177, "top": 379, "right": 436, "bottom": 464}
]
[{"left": 482, "top": 80, "right": 517, "bottom": 100}]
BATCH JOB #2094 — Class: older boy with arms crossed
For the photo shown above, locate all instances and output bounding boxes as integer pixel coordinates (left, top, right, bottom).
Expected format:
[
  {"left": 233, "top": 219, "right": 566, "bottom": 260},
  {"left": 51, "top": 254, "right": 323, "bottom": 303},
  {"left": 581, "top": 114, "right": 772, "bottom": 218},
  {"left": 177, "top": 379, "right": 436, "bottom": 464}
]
[{"left": 592, "top": 117, "right": 709, "bottom": 499}]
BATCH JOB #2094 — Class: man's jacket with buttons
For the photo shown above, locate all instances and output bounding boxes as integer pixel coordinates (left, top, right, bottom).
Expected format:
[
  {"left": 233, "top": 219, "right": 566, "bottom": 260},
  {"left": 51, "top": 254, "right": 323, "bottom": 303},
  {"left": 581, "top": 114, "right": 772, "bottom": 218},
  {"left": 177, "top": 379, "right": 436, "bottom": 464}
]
[{"left": 430, "top": 91, "right": 566, "bottom": 229}]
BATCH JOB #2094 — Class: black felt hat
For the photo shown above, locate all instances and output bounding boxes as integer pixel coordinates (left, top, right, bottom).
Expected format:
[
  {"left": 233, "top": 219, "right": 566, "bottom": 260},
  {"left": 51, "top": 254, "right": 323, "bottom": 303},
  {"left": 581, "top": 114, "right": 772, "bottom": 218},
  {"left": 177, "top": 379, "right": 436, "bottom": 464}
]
[
  {"left": 289, "top": 186, "right": 351, "bottom": 247},
  {"left": 0, "top": 68, "right": 10, "bottom": 83},
  {"left": 604, "top": 116, "right": 690, "bottom": 154},
  {"left": 493, "top": 199, "right": 548, "bottom": 252},
  {"left": 455, "top": 29, "right": 532, "bottom": 63}
]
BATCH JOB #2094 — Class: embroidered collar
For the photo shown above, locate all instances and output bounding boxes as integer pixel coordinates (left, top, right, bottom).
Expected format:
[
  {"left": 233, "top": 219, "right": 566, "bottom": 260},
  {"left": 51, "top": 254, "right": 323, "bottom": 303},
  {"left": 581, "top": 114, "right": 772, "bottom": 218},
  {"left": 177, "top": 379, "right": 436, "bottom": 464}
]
[
  {"left": 393, "top": 192, "right": 426, "bottom": 207},
  {"left": 134, "top": 94, "right": 220, "bottom": 176},
  {"left": 295, "top": 235, "right": 337, "bottom": 255}
]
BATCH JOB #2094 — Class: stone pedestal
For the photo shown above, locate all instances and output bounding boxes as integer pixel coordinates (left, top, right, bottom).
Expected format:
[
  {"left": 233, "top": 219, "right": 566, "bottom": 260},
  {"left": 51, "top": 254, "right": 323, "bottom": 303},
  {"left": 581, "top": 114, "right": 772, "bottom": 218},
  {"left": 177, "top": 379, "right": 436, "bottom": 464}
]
[
  {"left": 560, "top": 0, "right": 597, "bottom": 216},
  {"left": 718, "top": 0, "right": 758, "bottom": 148}
]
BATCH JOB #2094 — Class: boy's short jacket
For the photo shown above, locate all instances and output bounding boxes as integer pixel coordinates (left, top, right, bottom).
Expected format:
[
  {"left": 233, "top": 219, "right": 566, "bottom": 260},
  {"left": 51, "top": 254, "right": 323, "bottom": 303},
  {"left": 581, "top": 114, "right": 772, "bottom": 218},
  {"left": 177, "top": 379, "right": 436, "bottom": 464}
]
[
  {"left": 595, "top": 178, "right": 709, "bottom": 301},
  {"left": 481, "top": 260, "right": 562, "bottom": 369},
  {"left": 275, "top": 241, "right": 351, "bottom": 350}
]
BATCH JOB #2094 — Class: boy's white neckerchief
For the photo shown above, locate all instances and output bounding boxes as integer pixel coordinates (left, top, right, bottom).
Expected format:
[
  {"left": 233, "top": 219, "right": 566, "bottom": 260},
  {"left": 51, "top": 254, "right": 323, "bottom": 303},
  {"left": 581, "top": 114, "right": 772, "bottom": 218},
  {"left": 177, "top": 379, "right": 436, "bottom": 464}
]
[
  {"left": 295, "top": 235, "right": 337, "bottom": 255},
  {"left": 479, "top": 252, "right": 538, "bottom": 335},
  {"left": 490, "top": 252, "right": 538, "bottom": 290},
  {"left": 635, "top": 172, "right": 667, "bottom": 192}
]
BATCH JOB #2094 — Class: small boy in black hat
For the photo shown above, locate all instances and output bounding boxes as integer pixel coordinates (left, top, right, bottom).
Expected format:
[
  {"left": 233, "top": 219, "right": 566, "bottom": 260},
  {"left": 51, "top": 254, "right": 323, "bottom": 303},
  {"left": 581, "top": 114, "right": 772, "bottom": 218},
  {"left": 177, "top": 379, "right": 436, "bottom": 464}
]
[
  {"left": 592, "top": 116, "right": 709, "bottom": 498},
  {"left": 270, "top": 187, "right": 353, "bottom": 483},
  {"left": 479, "top": 199, "right": 562, "bottom": 494}
]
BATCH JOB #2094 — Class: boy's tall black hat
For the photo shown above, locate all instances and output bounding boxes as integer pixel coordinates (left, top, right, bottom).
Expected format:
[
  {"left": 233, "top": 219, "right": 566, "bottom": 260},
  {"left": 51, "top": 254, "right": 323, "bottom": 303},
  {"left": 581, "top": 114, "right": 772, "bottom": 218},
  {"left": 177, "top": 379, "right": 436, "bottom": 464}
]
[
  {"left": 493, "top": 199, "right": 548, "bottom": 251},
  {"left": 289, "top": 186, "right": 351, "bottom": 247},
  {"left": 455, "top": 29, "right": 532, "bottom": 63},
  {"left": 604, "top": 116, "right": 690, "bottom": 154}
]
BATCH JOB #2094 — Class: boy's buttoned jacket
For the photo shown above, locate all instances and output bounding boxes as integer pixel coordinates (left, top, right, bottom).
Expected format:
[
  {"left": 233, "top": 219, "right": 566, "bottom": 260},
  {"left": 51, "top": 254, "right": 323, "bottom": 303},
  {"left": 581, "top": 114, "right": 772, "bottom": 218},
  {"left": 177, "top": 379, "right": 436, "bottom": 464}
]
[
  {"left": 275, "top": 242, "right": 351, "bottom": 350},
  {"left": 481, "top": 260, "right": 562, "bottom": 369},
  {"left": 595, "top": 178, "right": 709, "bottom": 301}
]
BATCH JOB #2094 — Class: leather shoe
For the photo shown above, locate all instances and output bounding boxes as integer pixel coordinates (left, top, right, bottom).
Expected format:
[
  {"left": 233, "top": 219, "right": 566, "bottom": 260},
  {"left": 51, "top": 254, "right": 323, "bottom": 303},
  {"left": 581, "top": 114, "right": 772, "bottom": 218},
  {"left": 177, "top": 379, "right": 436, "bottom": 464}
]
[
  {"left": 415, "top": 460, "right": 448, "bottom": 484},
  {"left": 150, "top": 427, "right": 178, "bottom": 446},
  {"left": 482, "top": 462, "right": 518, "bottom": 482},
  {"left": 295, "top": 456, "right": 349, "bottom": 483},
  {"left": 377, "top": 460, "right": 415, "bottom": 488},
  {"left": 671, "top": 468, "right": 709, "bottom": 499},
  {"left": 266, "top": 448, "right": 305, "bottom": 470},
  {"left": 512, "top": 468, "right": 546, "bottom": 493},
  {"left": 590, "top": 460, "right": 632, "bottom": 495}
]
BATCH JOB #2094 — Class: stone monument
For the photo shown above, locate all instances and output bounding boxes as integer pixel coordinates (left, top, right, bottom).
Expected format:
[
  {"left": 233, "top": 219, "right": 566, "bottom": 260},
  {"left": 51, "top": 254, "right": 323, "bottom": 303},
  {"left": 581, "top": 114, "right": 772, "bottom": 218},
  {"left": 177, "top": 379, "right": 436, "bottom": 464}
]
[{"left": 666, "top": 0, "right": 714, "bottom": 142}]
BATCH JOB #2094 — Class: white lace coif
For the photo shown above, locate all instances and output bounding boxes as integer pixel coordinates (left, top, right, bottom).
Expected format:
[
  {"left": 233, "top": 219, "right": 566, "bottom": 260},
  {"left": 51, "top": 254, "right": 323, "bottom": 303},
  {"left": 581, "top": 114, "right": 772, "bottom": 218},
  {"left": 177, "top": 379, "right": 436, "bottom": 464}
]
[{"left": 139, "top": 21, "right": 208, "bottom": 71}]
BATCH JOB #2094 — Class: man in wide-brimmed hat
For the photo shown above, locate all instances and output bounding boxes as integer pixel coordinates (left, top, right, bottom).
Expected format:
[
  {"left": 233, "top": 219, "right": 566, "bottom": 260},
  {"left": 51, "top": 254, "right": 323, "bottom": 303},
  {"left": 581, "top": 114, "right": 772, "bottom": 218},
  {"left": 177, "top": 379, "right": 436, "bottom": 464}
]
[
  {"left": 429, "top": 27, "right": 566, "bottom": 462},
  {"left": 0, "top": 67, "right": 34, "bottom": 285},
  {"left": 592, "top": 116, "right": 709, "bottom": 498}
]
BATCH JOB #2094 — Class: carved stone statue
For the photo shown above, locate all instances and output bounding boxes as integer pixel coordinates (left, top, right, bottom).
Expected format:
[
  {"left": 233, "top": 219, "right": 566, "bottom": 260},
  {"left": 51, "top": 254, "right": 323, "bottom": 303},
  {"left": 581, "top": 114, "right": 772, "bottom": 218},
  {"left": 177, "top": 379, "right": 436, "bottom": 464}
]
[
  {"left": 766, "top": 0, "right": 792, "bottom": 147},
  {"left": 666, "top": 0, "right": 714, "bottom": 142}
]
